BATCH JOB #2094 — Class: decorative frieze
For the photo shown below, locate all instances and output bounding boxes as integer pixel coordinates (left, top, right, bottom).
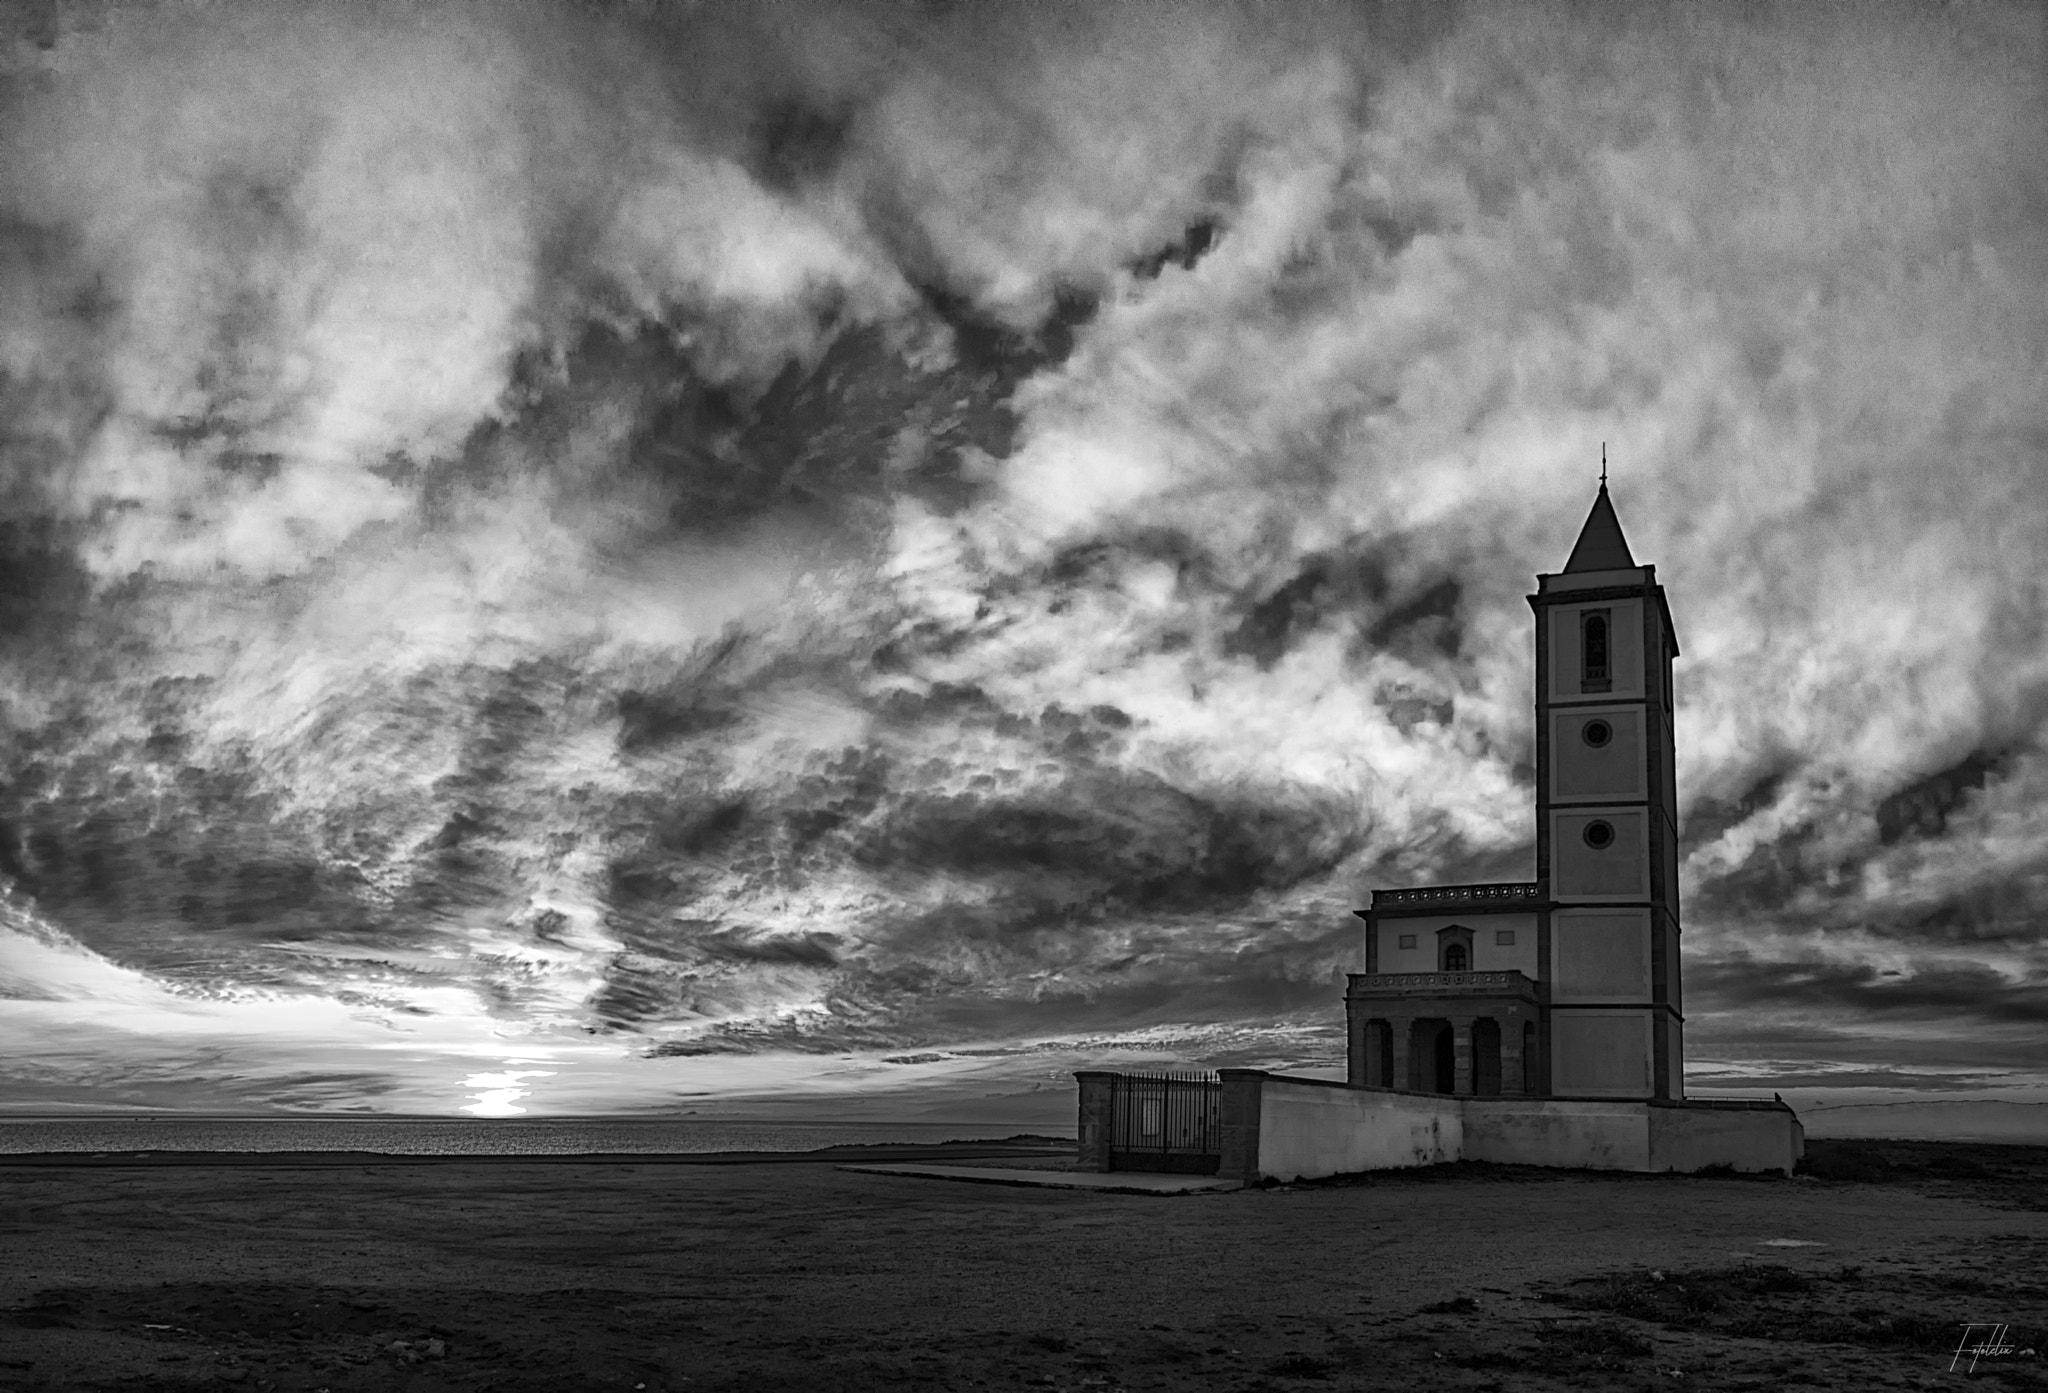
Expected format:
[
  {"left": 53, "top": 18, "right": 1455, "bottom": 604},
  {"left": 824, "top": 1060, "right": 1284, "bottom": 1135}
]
[
  {"left": 1371, "top": 882, "right": 1541, "bottom": 908},
  {"left": 1347, "top": 970, "right": 1539, "bottom": 997}
]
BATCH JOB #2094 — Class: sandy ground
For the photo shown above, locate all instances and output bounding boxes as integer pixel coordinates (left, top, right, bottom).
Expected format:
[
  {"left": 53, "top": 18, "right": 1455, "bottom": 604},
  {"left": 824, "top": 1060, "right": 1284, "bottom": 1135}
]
[{"left": 0, "top": 1138, "right": 2043, "bottom": 1392}]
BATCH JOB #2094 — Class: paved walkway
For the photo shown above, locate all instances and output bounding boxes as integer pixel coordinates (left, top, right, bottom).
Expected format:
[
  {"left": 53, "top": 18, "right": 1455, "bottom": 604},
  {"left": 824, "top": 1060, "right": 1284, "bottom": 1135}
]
[{"left": 837, "top": 1162, "right": 1241, "bottom": 1194}]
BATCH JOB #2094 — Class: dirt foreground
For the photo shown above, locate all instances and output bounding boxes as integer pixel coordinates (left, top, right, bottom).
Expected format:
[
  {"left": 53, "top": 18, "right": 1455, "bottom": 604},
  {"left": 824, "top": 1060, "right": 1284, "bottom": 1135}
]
[{"left": 1, "top": 1138, "right": 2043, "bottom": 1392}]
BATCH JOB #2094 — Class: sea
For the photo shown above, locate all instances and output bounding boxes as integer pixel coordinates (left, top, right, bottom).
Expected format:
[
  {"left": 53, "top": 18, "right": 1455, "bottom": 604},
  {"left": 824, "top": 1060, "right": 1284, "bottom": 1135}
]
[{"left": 0, "top": 1116, "right": 1055, "bottom": 1157}]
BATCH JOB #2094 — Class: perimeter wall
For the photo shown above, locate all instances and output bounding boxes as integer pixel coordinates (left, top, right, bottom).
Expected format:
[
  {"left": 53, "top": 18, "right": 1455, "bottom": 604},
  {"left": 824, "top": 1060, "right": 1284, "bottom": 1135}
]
[{"left": 1218, "top": 1070, "right": 1801, "bottom": 1184}]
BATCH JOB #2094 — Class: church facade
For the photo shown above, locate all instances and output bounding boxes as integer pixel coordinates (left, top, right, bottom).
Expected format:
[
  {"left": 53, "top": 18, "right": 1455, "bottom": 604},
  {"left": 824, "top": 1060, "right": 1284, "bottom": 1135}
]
[
  {"left": 1078, "top": 479, "right": 1803, "bottom": 1180},
  {"left": 1347, "top": 481, "right": 1685, "bottom": 1104}
]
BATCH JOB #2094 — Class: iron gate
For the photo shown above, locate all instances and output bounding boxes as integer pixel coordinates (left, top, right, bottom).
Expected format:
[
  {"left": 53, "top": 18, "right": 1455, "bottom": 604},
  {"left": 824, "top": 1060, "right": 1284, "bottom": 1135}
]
[{"left": 1108, "top": 1071, "right": 1222, "bottom": 1174}]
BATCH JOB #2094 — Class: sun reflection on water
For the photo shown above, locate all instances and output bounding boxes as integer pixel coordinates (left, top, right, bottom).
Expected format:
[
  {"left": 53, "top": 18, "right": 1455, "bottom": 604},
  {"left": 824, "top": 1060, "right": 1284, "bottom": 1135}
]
[{"left": 459, "top": 1069, "right": 556, "bottom": 1116}]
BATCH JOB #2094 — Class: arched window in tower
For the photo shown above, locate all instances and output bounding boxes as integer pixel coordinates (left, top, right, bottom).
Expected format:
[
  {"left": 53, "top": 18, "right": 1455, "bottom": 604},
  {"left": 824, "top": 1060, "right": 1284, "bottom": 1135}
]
[
  {"left": 1443, "top": 943, "right": 1468, "bottom": 972},
  {"left": 1582, "top": 609, "right": 1611, "bottom": 690}
]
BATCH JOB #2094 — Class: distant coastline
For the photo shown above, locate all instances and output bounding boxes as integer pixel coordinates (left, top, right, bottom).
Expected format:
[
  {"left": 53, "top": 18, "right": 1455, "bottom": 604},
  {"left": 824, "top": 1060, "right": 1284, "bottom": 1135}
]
[
  {"left": 0, "top": 1115, "right": 1069, "bottom": 1158},
  {"left": 1790, "top": 1098, "right": 2048, "bottom": 1144}
]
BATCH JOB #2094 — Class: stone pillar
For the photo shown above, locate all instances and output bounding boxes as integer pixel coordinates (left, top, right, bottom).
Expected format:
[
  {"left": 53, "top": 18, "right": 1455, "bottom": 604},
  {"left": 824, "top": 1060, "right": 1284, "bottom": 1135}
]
[
  {"left": 1499, "top": 1012, "right": 1525, "bottom": 1097},
  {"left": 1450, "top": 1014, "right": 1477, "bottom": 1096},
  {"left": 1217, "top": 1068, "right": 1267, "bottom": 1185},
  {"left": 1390, "top": 1015, "right": 1413, "bottom": 1092},
  {"left": 1075, "top": 1071, "right": 1115, "bottom": 1172}
]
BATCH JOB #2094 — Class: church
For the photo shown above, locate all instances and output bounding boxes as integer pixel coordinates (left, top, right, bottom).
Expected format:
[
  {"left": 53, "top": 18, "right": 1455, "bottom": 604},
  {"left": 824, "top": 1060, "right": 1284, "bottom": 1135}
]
[
  {"left": 1076, "top": 479, "right": 1803, "bottom": 1180},
  {"left": 1348, "top": 475, "right": 1684, "bottom": 1104}
]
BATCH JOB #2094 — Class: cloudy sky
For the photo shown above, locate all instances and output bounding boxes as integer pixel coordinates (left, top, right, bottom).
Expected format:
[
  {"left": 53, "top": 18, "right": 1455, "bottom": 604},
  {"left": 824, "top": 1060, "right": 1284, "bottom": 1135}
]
[{"left": 0, "top": 0, "right": 2043, "bottom": 1132}]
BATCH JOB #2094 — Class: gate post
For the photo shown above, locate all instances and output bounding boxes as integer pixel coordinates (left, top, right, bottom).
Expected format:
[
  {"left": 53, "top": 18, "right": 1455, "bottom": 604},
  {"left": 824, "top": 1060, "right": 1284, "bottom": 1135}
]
[
  {"left": 1217, "top": 1068, "right": 1267, "bottom": 1186},
  {"left": 1075, "top": 1071, "right": 1115, "bottom": 1171}
]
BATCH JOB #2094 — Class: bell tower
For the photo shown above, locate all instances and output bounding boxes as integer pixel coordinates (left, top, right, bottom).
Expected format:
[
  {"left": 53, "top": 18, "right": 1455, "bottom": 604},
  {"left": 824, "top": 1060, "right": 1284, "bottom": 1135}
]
[{"left": 1529, "top": 479, "right": 1684, "bottom": 1100}]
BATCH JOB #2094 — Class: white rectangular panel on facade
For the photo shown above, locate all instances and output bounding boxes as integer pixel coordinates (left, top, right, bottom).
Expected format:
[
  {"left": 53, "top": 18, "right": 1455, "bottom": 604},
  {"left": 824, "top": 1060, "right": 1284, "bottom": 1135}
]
[
  {"left": 1552, "top": 908, "right": 1651, "bottom": 1000},
  {"left": 1551, "top": 810, "right": 1649, "bottom": 898},
  {"left": 1550, "top": 707, "right": 1648, "bottom": 802},
  {"left": 1552, "top": 1010, "right": 1653, "bottom": 1096}
]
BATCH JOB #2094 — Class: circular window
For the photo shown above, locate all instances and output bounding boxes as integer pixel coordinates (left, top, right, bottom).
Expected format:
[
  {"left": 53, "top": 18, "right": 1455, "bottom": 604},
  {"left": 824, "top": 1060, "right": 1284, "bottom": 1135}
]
[
  {"left": 1583, "top": 819, "right": 1616, "bottom": 849},
  {"left": 1582, "top": 719, "right": 1613, "bottom": 748}
]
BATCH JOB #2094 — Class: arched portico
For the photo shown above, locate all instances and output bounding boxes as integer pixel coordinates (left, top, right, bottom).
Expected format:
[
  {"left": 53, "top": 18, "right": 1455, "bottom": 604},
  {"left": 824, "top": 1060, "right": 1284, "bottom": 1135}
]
[{"left": 1346, "top": 970, "right": 1545, "bottom": 1098}]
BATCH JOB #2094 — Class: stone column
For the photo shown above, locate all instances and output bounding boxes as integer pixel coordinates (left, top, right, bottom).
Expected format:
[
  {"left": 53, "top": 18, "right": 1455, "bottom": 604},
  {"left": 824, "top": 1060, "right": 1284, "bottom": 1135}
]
[
  {"left": 1217, "top": 1068, "right": 1267, "bottom": 1185},
  {"left": 1450, "top": 1014, "right": 1477, "bottom": 1096},
  {"left": 1499, "top": 1011, "right": 1525, "bottom": 1096},
  {"left": 1075, "top": 1071, "right": 1115, "bottom": 1171},
  {"left": 1390, "top": 1015, "right": 1413, "bottom": 1092}
]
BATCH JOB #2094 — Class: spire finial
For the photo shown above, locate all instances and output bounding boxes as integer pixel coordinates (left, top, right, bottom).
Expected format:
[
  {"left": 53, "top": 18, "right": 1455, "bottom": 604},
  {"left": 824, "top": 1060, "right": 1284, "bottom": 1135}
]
[{"left": 1600, "top": 442, "right": 1607, "bottom": 489}]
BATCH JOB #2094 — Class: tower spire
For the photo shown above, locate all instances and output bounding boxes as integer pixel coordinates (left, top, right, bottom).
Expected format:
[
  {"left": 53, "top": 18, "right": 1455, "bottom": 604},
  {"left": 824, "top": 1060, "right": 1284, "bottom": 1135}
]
[{"left": 1562, "top": 466, "right": 1637, "bottom": 573}]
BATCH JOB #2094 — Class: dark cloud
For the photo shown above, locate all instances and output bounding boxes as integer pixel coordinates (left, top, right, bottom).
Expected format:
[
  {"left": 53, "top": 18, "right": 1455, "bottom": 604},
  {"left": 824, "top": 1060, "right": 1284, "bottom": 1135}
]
[
  {"left": 1686, "top": 817, "right": 1835, "bottom": 922},
  {"left": 1903, "top": 879, "right": 2048, "bottom": 946},
  {"left": 1364, "top": 576, "right": 1463, "bottom": 663},
  {"left": 1691, "top": 1067, "right": 2011, "bottom": 1092},
  {"left": 1874, "top": 747, "right": 2011, "bottom": 847},
  {"left": 849, "top": 770, "right": 1361, "bottom": 907},
  {"left": 1691, "top": 952, "right": 2048, "bottom": 1028},
  {"left": 1679, "top": 768, "right": 1790, "bottom": 848},
  {"left": 748, "top": 95, "right": 859, "bottom": 194},
  {"left": 0, "top": 517, "right": 89, "bottom": 642},
  {"left": 1224, "top": 538, "right": 1470, "bottom": 673},
  {"left": 1684, "top": 1009, "right": 2047, "bottom": 1077},
  {"left": 1131, "top": 218, "right": 1223, "bottom": 281},
  {"left": 256, "top": 1072, "right": 408, "bottom": 1111}
]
